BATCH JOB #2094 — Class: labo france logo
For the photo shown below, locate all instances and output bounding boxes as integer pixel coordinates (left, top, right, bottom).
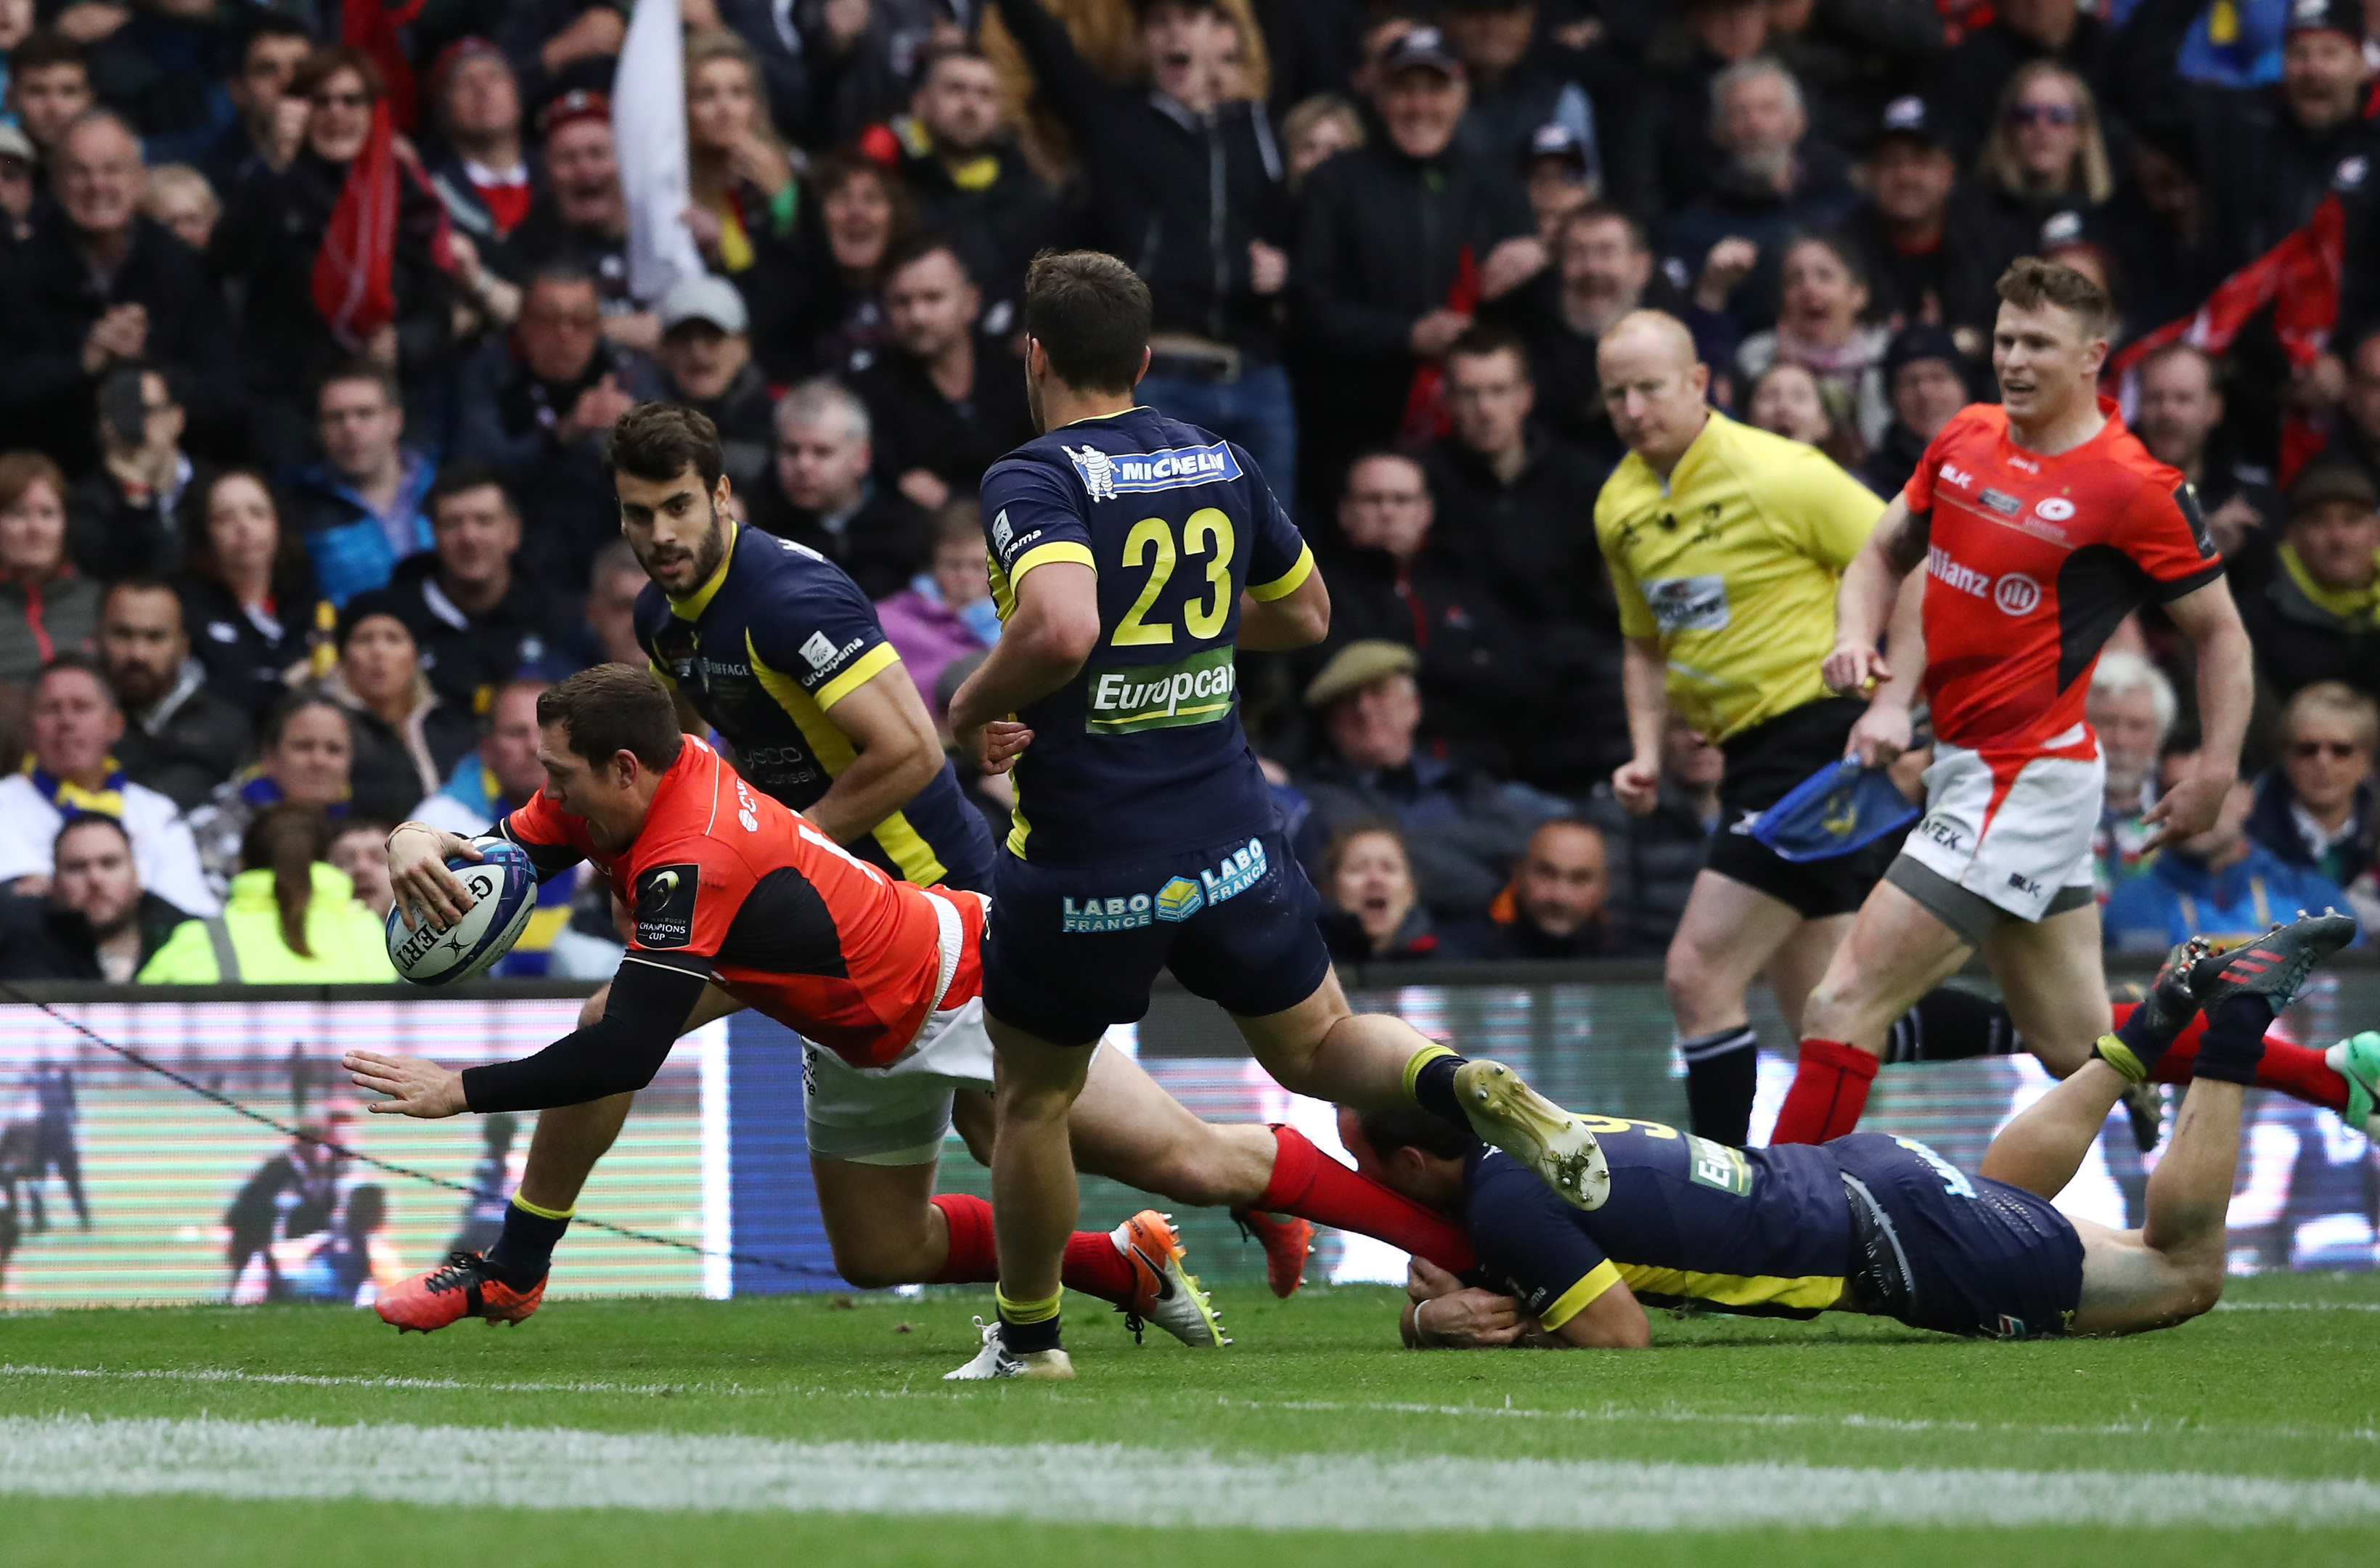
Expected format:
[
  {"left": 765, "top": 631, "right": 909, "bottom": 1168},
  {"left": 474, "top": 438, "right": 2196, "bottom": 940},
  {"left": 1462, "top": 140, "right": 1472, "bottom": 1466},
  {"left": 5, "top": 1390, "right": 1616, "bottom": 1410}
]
[{"left": 1065, "top": 840, "right": 1271, "bottom": 932}]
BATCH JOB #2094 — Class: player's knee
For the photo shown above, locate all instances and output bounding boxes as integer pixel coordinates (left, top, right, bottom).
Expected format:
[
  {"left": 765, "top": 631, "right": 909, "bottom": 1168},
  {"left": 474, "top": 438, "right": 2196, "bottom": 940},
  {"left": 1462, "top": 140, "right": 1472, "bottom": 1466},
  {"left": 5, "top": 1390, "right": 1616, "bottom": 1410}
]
[{"left": 827, "top": 1233, "right": 928, "bottom": 1291}]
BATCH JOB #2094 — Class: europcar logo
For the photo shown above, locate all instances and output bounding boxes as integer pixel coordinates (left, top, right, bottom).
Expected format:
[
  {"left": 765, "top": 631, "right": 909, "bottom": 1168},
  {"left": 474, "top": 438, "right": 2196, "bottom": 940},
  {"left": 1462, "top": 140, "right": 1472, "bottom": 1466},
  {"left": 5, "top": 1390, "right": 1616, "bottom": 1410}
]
[
  {"left": 1154, "top": 876, "right": 1204, "bottom": 922},
  {"left": 1062, "top": 893, "right": 1152, "bottom": 932},
  {"left": 1197, "top": 838, "right": 1269, "bottom": 905}
]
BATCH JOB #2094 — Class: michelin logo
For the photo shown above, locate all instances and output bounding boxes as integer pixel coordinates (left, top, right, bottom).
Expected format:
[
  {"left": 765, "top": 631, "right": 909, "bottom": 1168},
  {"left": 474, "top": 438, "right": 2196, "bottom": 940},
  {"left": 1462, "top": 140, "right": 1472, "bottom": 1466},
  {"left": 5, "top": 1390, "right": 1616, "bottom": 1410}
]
[
  {"left": 1065, "top": 441, "right": 1243, "bottom": 501},
  {"left": 1063, "top": 893, "right": 1153, "bottom": 932}
]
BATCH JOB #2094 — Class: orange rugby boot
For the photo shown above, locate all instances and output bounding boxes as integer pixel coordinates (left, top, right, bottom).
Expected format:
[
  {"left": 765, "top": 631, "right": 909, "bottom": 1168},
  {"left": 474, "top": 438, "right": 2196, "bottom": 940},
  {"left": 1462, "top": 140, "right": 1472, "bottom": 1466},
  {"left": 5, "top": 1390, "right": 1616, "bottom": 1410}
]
[
  {"left": 1232, "top": 1209, "right": 1314, "bottom": 1299},
  {"left": 375, "top": 1251, "right": 547, "bottom": 1332}
]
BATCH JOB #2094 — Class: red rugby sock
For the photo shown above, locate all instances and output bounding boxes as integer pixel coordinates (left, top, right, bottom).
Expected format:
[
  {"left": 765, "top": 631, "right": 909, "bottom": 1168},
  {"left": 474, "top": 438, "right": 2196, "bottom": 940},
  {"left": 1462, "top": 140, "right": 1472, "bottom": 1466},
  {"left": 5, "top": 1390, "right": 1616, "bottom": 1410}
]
[
  {"left": 929, "top": 1193, "right": 1139, "bottom": 1304},
  {"left": 1770, "top": 1039, "right": 1879, "bottom": 1145},
  {"left": 2136, "top": 1008, "right": 2347, "bottom": 1111},
  {"left": 928, "top": 1193, "right": 998, "bottom": 1283},
  {"left": 1256, "top": 1124, "right": 1476, "bottom": 1272}
]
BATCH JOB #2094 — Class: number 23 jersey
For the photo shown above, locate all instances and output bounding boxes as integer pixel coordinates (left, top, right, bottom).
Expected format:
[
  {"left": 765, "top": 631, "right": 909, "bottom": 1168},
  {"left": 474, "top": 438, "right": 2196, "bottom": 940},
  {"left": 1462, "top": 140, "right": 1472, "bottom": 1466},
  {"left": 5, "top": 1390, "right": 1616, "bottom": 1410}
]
[{"left": 979, "top": 406, "right": 1314, "bottom": 865}]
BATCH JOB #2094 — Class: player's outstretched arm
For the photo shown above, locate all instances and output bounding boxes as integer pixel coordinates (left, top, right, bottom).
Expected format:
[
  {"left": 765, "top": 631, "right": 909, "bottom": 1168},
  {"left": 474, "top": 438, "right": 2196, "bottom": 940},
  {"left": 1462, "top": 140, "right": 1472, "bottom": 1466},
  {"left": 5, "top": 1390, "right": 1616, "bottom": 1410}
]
[
  {"left": 949, "top": 560, "right": 1101, "bottom": 773},
  {"left": 2143, "top": 577, "right": 2253, "bottom": 850},
  {"left": 1824, "top": 498, "right": 1923, "bottom": 696}
]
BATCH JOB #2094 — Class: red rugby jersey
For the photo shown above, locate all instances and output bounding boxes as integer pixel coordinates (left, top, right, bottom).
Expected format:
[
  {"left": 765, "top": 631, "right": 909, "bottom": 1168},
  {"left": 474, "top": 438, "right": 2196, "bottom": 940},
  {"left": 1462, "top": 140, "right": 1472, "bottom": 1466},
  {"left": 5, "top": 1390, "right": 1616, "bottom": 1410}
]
[
  {"left": 1899, "top": 399, "right": 2222, "bottom": 753},
  {"left": 501, "top": 737, "right": 981, "bottom": 1068}
]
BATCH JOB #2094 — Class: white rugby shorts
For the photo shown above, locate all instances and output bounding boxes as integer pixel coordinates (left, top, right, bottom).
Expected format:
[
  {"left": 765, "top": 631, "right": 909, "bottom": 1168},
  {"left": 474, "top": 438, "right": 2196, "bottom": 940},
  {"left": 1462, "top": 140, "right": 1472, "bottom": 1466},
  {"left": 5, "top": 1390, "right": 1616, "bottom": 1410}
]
[{"left": 1897, "top": 735, "right": 2103, "bottom": 923}]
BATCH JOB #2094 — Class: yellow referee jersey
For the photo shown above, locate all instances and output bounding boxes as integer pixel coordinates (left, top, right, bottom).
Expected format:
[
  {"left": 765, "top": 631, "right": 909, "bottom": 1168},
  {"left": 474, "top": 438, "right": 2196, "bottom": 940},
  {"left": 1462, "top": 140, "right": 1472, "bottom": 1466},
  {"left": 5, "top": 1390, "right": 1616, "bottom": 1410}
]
[{"left": 1594, "top": 411, "right": 1884, "bottom": 742}]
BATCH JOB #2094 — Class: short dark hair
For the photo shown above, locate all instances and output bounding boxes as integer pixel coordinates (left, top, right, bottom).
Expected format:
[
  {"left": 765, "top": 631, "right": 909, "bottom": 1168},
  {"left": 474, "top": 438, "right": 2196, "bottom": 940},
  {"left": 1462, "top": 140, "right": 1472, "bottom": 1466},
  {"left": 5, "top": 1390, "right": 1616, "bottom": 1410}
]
[
  {"left": 1563, "top": 200, "right": 1647, "bottom": 253},
  {"left": 1996, "top": 256, "right": 2115, "bottom": 340},
  {"left": 1446, "top": 322, "right": 1532, "bottom": 377},
  {"left": 53, "top": 813, "right": 131, "bottom": 856},
  {"left": 292, "top": 46, "right": 386, "bottom": 104},
  {"left": 611, "top": 401, "right": 725, "bottom": 493},
  {"left": 316, "top": 357, "right": 401, "bottom": 411},
  {"left": 426, "top": 462, "right": 516, "bottom": 524},
  {"left": 1357, "top": 1106, "right": 1481, "bottom": 1164},
  {"left": 917, "top": 41, "right": 992, "bottom": 81},
  {"left": 34, "top": 653, "right": 115, "bottom": 709},
  {"left": 883, "top": 231, "right": 970, "bottom": 284},
  {"left": 536, "top": 664, "right": 685, "bottom": 773},
  {"left": 12, "top": 30, "right": 89, "bottom": 79},
  {"left": 263, "top": 691, "right": 351, "bottom": 751},
  {"left": 100, "top": 575, "right": 181, "bottom": 615},
  {"left": 1023, "top": 250, "right": 1151, "bottom": 395},
  {"left": 240, "top": 15, "right": 315, "bottom": 60}
]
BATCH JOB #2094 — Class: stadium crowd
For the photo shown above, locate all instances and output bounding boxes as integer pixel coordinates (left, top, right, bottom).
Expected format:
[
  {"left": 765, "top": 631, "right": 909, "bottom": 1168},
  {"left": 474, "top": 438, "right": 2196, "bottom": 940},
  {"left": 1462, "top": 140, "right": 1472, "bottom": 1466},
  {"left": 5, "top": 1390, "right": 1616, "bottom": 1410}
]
[{"left": 0, "top": 0, "right": 2374, "bottom": 984}]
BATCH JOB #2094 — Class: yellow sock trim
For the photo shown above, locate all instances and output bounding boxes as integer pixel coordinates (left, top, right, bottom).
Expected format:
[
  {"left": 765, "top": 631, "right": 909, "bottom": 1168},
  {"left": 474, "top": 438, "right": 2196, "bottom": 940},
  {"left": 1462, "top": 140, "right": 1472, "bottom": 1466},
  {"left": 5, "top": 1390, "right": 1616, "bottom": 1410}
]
[
  {"left": 2093, "top": 1034, "right": 2147, "bottom": 1086},
  {"left": 994, "top": 1287, "right": 1062, "bottom": 1326},
  {"left": 510, "top": 1193, "right": 576, "bottom": 1222},
  {"left": 1402, "top": 1042, "right": 1457, "bottom": 1103}
]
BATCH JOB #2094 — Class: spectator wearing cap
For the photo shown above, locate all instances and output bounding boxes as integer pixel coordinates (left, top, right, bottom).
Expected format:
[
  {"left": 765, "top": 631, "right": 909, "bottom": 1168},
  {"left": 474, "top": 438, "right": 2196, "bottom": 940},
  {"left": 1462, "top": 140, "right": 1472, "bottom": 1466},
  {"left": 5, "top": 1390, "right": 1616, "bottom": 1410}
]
[
  {"left": 1521, "top": 122, "right": 1597, "bottom": 243},
  {"left": 745, "top": 380, "right": 926, "bottom": 601},
  {"left": 655, "top": 274, "right": 774, "bottom": 496},
  {"left": 0, "top": 452, "right": 99, "bottom": 686},
  {"left": 322, "top": 597, "right": 478, "bottom": 825},
  {"left": 1664, "top": 57, "right": 1860, "bottom": 345},
  {"left": 1420, "top": 324, "right": 1627, "bottom": 788},
  {"left": 1862, "top": 326, "right": 1971, "bottom": 498},
  {"left": 1923, "top": 0, "right": 2117, "bottom": 162},
  {"left": 2132, "top": 343, "right": 2281, "bottom": 555},
  {"left": 991, "top": 0, "right": 1297, "bottom": 494},
  {"left": 0, "top": 656, "right": 216, "bottom": 915},
  {"left": 0, "top": 123, "right": 34, "bottom": 245},
  {"left": 875, "top": 501, "right": 1002, "bottom": 725},
  {"left": 2115, "top": 0, "right": 2380, "bottom": 279},
  {"left": 848, "top": 237, "right": 1036, "bottom": 513},
  {"left": 2228, "top": 464, "right": 2380, "bottom": 711},
  {"left": 1733, "top": 232, "right": 1891, "bottom": 452},
  {"left": 1839, "top": 95, "right": 2005, "bottom": 348},
  {"left": 99, "top": 578, "right": 255, "bottom": 812},
  {"left": 7, "top": 29, "right": 94, "bottom": 163},
  {"left": 1310, "top": 450, "right": 1537, "bottom": 767},
  {"left": 422, "top": 38, "right": 535, "bottom": 258},
  {"left": 451, "top": 264, "right": 664, "bottom": 587},
  {"left": 210, "top": 49, "right": 457, "bottom": 470},
  {"left": 193, "top": 16, "right": 313, "bottom": 197},
  {"left": 0, "top": 107, "right": 236, "bottom": 476},
  {"left": 1440, "top": 1, "right": 1615, "bottom": 176},
  {"left": 1439, "top": 818, "right": 1631, "bottom": 960},
  {"left": 65, "top": 364, "right": 209, "bottom": 581},
  {"left": 2245, "top": 680, "right": 2377, "bottom": 892},
  {"left": 1290, "top": 640, "right": 1567, "bottom": 921},
  {"left": 505, "top": 92, "right": 661, "bottom": 353},
  {"left": 883, "top": 43, "right": 1065, "bottom": 321},
  {"left": 0, "top": 815, "right": 195, "bottom": 983},
  {"left": 378, "top": 467, "right": 565, "bottom": 719},
  {"left": 283, "top": 362, "right": 437, "bottom": 609},
  {"left": 1293, "top": 26, "right": 1541, "bottom": 494}
]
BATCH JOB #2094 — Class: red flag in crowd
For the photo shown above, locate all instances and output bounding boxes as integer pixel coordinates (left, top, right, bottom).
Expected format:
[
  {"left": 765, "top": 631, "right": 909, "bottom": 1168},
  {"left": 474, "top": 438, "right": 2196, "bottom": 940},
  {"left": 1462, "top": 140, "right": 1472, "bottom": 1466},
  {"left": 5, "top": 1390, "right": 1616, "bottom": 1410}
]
[
  {"left": 1399, "top": 244, "right": 1481, "bottom": 448},
  {"left": 343, "top": 0, "right": 428, "bottom": 132},
  {"left": 311, "top": 98, "right": 402, "bottom": 348},
  {"left": 2109, "top": 193, "right": 2346, "bottom": 489}
]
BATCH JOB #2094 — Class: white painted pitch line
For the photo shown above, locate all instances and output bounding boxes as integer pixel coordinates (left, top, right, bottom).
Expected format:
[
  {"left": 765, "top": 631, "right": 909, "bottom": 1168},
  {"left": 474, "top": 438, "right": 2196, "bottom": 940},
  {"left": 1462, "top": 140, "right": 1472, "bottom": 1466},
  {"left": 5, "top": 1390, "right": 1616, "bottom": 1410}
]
[
  {"left": 7, "top": 1363, "right": 2376, "bottom": 1447},
  {"left": 3, "top": 1414, "right": 2378, "bottom": 1532},
  {"left": 2215, "top": 1301, "right": 2380, "bottom": 1312}
]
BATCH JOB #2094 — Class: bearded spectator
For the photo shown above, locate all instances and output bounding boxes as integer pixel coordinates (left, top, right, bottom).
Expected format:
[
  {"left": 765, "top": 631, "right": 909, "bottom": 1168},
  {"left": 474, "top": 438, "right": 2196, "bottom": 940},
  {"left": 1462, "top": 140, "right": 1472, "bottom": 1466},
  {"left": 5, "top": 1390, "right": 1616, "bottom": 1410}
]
[
  {"left": 1635, "top": 0, "right": 1778, "bottom": 216},
  {"left": 99, "top": 579, "right": 254, "bottom": 812},
  {"left": 0, "top": 814, "right": 193, "bottom": 981},
  {"left": 850, "top": 237, "right": 1035, "bottom": 512},
  {"left": 884, "top": 42, "right": 1063, "bottom": 321},
  {"left": 0, "top": 109, "right": 234, "bottom": 475}
]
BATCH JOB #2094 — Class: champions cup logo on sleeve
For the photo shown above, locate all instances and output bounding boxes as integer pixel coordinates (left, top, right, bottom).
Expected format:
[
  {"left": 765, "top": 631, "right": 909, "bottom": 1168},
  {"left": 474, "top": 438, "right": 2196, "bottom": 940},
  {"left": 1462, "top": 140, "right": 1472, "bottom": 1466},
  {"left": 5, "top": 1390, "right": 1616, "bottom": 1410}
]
[
  {"left": 1086, "top": 647, "right": 1238, "bottom": 733},
  {"left": 1065, "top": 442, "right": 1243, "bottom": 501},
  {"left": 634, "top": 863, "right": 700, "bottom": 949}
]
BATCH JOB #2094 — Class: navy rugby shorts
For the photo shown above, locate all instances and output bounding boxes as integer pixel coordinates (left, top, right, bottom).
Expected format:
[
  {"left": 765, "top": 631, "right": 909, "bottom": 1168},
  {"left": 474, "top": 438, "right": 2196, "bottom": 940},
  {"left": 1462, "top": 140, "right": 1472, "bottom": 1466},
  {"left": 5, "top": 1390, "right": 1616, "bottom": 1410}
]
[
  {"left": 981, "top": 828, "right": 1330, "bottom": 1045},
  {"left": 1832, "top": 1131, "right": 2085, "bottom": 1339}
]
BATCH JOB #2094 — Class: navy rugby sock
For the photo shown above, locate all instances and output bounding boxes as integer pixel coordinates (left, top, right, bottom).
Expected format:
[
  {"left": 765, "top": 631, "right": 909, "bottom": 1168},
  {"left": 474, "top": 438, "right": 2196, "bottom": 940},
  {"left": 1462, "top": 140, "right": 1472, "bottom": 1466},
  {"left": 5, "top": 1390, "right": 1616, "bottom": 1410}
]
[
  {"left": 486, "top": 1196, "right": 571, "bottom": 1289},
  {"left": 1409, "top": 1050, "right": 1472, "bottom": 1132},
  {"left": 2190, "top": 995, "right": 2279, "bottom": 1085}
]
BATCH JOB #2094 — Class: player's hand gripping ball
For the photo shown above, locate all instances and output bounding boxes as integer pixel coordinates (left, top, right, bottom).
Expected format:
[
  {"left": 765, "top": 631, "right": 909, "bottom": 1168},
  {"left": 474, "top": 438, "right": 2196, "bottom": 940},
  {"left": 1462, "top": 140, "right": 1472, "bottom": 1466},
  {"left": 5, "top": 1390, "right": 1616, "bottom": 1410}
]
[{"left": 385, "top": 838, "right": 537, "bottom": 985}]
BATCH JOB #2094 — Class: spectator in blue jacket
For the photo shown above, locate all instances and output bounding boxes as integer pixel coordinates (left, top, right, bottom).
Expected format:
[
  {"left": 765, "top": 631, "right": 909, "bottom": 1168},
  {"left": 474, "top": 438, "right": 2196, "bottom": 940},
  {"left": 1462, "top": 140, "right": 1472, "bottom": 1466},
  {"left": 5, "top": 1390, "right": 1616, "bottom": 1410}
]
[
  {"left": 2106, "top": 777, "right": 2355, "bottom": 952},
  {"left": 282, "top": 363, "right": 435, "bottom": 608}
]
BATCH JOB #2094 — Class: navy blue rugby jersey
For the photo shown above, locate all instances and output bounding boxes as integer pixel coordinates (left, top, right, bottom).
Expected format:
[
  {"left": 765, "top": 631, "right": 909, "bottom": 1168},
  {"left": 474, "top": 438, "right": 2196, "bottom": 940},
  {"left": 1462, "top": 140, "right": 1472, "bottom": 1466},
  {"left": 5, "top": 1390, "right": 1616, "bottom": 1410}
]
[
  {"left": 1463, "top": 1117, "right": 1854, "bottom": 1330},
  {"left": 979, "top": 406, "right": 1314, "bottom": 864},
  {"left": 634, "top": 520, "right": 995, "bottom": 891}
]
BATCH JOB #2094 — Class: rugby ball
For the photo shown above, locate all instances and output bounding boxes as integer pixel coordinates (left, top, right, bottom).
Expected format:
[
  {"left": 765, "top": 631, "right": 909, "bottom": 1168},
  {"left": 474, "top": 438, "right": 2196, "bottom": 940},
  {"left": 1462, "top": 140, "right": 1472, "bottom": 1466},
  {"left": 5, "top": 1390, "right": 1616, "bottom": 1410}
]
[{"left": 385, "top": 838, "right": 538, "bottom": 986}]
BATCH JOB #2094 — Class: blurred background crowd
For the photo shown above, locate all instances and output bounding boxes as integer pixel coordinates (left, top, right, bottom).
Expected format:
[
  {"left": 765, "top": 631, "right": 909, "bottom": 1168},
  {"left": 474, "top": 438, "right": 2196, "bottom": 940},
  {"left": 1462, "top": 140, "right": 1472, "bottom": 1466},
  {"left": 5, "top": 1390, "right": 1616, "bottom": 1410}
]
[{"left": 0, "top": 0, "right": 2373, "bottom": 984}]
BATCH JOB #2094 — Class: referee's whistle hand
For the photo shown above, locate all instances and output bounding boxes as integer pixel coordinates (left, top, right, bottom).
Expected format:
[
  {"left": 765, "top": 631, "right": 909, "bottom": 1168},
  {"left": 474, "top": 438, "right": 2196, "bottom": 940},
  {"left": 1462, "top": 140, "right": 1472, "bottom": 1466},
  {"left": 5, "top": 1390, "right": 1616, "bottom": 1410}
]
[{"left": 1823, "top": 644, "right": 1889, "bottom": 696}]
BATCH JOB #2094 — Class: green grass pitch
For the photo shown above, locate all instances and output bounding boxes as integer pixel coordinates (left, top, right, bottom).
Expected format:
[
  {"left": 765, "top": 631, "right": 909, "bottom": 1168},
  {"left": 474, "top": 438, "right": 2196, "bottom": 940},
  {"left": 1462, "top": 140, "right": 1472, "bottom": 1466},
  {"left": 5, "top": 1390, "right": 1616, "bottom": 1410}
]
[{"left": 3, "top": 1271, "right": 2378, "bottom": 1566}]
